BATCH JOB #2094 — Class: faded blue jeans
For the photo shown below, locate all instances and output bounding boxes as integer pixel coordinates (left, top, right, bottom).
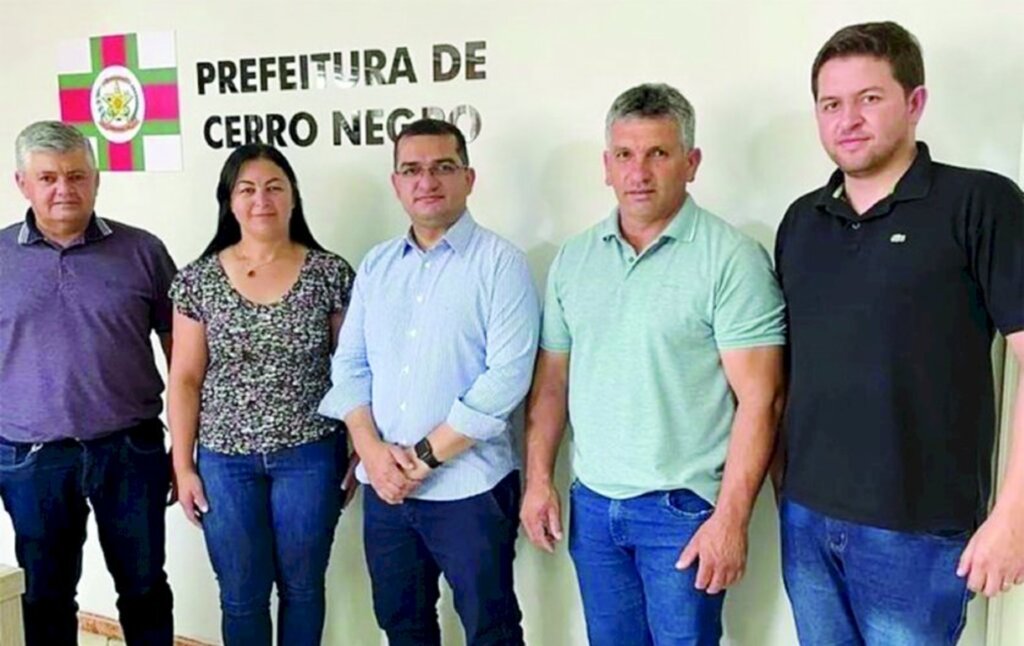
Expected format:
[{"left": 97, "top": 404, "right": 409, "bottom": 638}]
[
  {"left": 569, "top": 480, "right": 724, "bottom": 646},
  {"left": 780, "top": 498, "right": 973, "bottom": 645},
  {"left": 197, "top": 432, "right": 346, "bottom": 646}
]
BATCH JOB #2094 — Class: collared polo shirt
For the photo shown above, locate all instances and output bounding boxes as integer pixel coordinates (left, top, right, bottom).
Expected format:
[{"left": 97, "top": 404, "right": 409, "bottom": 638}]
[
  {"left": 776, "top": 142, "right": 1024, "bottom": 532},
  {"left": 0, "top": 211, "right": 177, "bottom": 442},
  {"left": 319, "top": 212, "right": 540, "bottom": 501},
  {"left": 541, "top": 197, "right": 786, "bottom": 502}
]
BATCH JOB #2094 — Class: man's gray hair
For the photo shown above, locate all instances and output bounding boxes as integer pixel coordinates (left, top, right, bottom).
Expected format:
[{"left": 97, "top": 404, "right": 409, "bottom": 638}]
[
  {"left": 15, "top": 121, "right": 96, "bottom": 172},
  {"left": 605, "top": 83, "right": 696, "bottom": 150}
]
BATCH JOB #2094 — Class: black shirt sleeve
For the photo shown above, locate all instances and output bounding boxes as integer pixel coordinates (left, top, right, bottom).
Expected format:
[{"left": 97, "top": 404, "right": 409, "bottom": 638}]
[{"left": 963, "top": 172, "right": 1024, "bottom": 335}]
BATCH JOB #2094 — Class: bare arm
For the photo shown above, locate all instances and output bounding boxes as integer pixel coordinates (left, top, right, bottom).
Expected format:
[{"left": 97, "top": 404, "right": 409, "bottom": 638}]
[
  {"left": 167, "top": 310, "right": 210, "bottom": 527},
  {"left": 520, "top": 350, "right": 571, "bottom": 552},
  {"left": 958, "top": 331, "right": 1024, "bottom": 596},
  {"left": 158, "top": 333, "right": 172, "bottom": 368},
  {"left": 678, "top": 345, "right": 785, "bottom": 593},
  {"left": 716, "top": 346, "right": 786, "bottom": 522}
]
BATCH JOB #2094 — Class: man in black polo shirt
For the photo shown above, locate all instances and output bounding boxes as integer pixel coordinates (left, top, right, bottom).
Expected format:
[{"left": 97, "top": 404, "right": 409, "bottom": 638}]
[{"left": 775, "top": 21, "right": 1024, "bottom": 644}]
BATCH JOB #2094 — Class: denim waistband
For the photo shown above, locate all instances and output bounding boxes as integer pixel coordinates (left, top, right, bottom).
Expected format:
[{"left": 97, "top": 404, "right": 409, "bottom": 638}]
[{"left": 0, "top": 418, "right": 163, "bottom": 449}]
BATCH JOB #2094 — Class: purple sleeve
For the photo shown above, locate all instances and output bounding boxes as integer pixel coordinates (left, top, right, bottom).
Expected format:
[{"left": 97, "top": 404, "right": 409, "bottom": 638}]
[{"left": 149, "top": 240, "right": 178, "bottom": 333}]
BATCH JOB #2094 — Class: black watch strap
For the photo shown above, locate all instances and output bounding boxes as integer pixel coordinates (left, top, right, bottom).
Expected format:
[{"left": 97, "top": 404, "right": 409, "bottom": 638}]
[{"left": 415, "top": 437, "right": 443, "bottom": 469}]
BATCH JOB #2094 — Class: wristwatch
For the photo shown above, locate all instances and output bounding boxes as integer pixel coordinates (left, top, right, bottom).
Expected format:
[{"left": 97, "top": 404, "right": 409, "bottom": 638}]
[{"left": 414, "top": 437, "right": 443, "bottom": 469}]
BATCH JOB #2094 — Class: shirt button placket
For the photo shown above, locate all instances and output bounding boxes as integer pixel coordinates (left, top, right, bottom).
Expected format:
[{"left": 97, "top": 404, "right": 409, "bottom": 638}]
[{"left": 845, "top": 219, "right": 863, "bottom": 252}]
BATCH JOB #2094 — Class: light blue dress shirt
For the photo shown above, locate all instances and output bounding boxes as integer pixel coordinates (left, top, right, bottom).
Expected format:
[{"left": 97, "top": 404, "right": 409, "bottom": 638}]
[{"left": 318, "top": 213, "right": 540, "bottom": 500}]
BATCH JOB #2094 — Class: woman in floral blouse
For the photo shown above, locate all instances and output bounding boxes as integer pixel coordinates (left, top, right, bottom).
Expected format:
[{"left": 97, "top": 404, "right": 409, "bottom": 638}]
[{"left": 168, "top": 144, "right": 355, "bottom": 646}]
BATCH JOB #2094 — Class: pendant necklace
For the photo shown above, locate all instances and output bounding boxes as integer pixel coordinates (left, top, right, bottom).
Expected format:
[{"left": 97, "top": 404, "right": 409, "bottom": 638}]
[{"left": 234, "top": 247, "right": 283, "bottom": 277}]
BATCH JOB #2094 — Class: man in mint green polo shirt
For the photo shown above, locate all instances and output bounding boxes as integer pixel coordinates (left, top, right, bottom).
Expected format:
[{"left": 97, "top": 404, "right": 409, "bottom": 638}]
[{"left": 520, "top": 83, "right": 786, "bottom": 645}]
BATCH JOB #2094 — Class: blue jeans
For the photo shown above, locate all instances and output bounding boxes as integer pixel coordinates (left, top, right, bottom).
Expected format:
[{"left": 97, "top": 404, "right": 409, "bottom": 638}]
[
  {"left": 780, "top": 498, "right": 973, "bottom": 645},
  {"left": 197, "top": 433, "right": 345, "bottom": 646},
  {"left": 0, "top": 420, "right": 173, "bottom": 646},
  {"left": 568, "top": 481, "right": 724, "bottom": 646},
  {"left": 363, "top": 471, "right": 524, "bottom": 646}
]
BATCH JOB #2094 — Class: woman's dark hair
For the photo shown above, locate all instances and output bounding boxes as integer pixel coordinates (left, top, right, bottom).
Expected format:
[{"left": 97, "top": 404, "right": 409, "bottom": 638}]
[{"left": 201, "top": 144, "right": 325, "bottom": 256}]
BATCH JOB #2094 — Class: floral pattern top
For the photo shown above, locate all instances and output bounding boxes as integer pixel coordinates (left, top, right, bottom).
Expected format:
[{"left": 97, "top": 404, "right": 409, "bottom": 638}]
[{"left": 169, "top": 248, "right": 355, "bottom": 454}]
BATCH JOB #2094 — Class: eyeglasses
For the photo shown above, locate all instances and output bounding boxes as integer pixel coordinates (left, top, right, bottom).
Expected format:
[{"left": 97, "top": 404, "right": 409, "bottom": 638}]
[{"left": 395, "top": 161, "right": 466, "bottom": 179}]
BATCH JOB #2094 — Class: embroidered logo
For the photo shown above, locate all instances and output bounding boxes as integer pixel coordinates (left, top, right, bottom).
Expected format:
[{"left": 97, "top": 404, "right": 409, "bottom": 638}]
[{"left": 890, "top": 233, "right": 907, "bottom": 244}]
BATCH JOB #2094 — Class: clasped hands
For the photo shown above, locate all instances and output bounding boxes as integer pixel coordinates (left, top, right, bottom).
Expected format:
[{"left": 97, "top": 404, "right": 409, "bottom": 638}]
[{"left": 362, "top": 440, "right": 434, "bottom": 504}]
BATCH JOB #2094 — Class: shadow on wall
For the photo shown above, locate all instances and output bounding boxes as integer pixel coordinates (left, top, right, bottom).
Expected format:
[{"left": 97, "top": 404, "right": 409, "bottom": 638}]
[
  {"left": 722, "top": 486, "right": 789, "bottom": 645},
  {"left": 322, "top": 489, "right": 382, "bottom": 646},
  {"left": 312, "top": 163, "right": 403, "bottom": 263},
  {"left": 526, "top": 242, "right": 560, "bottom": 296},
  {"left": 516, "top": 437, "right": 584, "bottom": 646}
]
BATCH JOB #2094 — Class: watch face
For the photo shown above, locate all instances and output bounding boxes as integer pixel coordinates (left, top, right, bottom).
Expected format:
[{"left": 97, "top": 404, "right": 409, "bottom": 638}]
[
  {"left": 415, "top": 439, "right": 440, "bottom": 467},
  {"left": 416, "top": 439, "right": 433, "bottom": 459}
]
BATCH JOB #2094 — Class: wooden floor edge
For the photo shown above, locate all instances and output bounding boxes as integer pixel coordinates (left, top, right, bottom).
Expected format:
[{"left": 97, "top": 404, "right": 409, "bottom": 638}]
[{"left": 78, "top": 612, "right": 215, "bottom": 646}]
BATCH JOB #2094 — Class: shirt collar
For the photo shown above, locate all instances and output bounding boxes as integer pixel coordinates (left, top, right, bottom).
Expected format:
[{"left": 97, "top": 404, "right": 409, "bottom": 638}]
[
  {"left": 601, "top": 195, "right": 699, "bottom": 244},
  {"left": 402, "top": 210, "right": 475, "bottom": 255},
  {"left": 816, "top": 141, "right": 933, "bottom": 219},
  {"left": 18, "top": 209, "right": 112, "bottom": 247}
]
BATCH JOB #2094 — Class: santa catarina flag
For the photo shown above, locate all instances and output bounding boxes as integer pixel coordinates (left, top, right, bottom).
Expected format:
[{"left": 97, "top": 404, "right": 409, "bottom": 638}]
[{"left": 58, "top": 32, "right": 182, "bottom": 172}]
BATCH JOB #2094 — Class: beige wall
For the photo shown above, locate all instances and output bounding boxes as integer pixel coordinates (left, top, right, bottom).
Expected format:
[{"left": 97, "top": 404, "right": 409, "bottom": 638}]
[{"left": 1, "top": 1, "right": 1022, "bottom": 644}]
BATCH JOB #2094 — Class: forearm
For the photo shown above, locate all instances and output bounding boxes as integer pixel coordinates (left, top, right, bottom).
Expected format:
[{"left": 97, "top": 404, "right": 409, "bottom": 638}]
[
  {"left": 768, "top": 413, "right": 786, "bottom": 491},
  {"left": 993, "top": 376, "right": 1024, "bottom": 516},
  {"left": 524, "top": 382, "right": 569, "bottom": 486},
  {"left": 159, "top": 333, "right": 173, "bottom": 368},
  {"left": 168, "top": 379, "right": 201, "bottom": 471},
  {"left": 717, "top": 395, "right": 784, "bottom": 524},
  {"left": 344, "top": 405, "right": 385, "bottom": 457},
  {"left": 425, "top": 423, "right": 475, "bottom": 463}
]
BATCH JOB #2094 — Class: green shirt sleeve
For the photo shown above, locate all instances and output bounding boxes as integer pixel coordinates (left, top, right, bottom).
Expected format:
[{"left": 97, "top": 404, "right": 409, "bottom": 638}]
[
  {"left": 540, "top": 244, "right": 572, "bottom": 353},
  {"left": 712, "top": 239, "right": 787, "bottom": 349}
]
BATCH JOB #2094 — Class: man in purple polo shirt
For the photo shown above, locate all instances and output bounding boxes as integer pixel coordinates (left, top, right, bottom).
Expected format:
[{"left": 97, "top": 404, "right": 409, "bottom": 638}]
[{"left": 0, "top": 121, "right": 176, "bottom": 645}]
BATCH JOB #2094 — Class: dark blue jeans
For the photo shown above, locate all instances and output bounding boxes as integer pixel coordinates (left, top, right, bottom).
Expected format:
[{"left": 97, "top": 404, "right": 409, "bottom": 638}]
[
  {"left": 363, "top": 470, "right": 524, "bottom": 646},
  {"left": 780, "top": 498, "right": 973, "bottom": 645},
  {"left": 196, "top": 433, "right": 345, "bottom": 646},
  {"left": 568, "top": 481, "right": 724, "bottom": 646},
  {"left": 0, "top": 420, "right": 173, "bottom": 646}
]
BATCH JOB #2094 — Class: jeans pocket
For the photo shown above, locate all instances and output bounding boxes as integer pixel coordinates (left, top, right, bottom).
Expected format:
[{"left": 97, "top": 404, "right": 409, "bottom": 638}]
[
  {"left": 662, "top": 489, "right": 714, "bottom": 520},
  {"left": 484, "top": 473, "right": 522, "bottom": 524},
  {"left": 123, "top": 423, "right": 167, "bottom": 456},
  {"left": 0, "top": 442, "right": 42, "bottom": 472}
]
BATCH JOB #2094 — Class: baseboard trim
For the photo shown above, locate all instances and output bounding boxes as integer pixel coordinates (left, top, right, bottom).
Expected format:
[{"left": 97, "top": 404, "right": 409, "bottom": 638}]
[{"left": 78, "top": 612, "right": 214, "bottom": 646}]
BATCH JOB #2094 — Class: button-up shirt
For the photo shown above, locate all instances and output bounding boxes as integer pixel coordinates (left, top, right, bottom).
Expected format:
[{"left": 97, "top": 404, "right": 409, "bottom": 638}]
[
  {"left": 0, "top": 210, "right": 176, "bottom": 442},
  {"left": 319, "top": 212, "right": 540, "bottom": 500}
]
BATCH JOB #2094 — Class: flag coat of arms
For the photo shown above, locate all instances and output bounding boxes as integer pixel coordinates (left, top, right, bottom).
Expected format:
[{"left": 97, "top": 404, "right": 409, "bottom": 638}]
[{"left": 58, "top": 32, "right": 182, "bottom": 172}]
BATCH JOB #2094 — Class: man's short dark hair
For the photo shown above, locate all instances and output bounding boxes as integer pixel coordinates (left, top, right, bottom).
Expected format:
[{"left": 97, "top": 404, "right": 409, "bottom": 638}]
[
  {"left": 393, "top": 119, "right": 469, "bottom": 168},
  {"left": 811, "top": 21, "right": 924, "bottom": 98}
]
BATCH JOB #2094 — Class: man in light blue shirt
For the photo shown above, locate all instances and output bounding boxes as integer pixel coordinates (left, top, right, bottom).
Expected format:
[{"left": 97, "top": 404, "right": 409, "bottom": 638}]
[{"left": 319, "top": 118, "right": 539, "bottom": 646}]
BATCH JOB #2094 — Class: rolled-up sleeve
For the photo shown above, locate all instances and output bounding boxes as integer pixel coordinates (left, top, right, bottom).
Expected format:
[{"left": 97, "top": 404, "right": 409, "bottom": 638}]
[
  {"left": 446, "top": 251, "right": 540, "bottom": 441},
  {"left": 318, "top": 269, "right": 372, "bottom": 421}
]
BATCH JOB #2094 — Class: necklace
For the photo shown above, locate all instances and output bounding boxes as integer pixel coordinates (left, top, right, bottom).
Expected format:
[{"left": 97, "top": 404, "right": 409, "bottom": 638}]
[{"left": 232, "top": 246, "right": 285, "bottom": 277}]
